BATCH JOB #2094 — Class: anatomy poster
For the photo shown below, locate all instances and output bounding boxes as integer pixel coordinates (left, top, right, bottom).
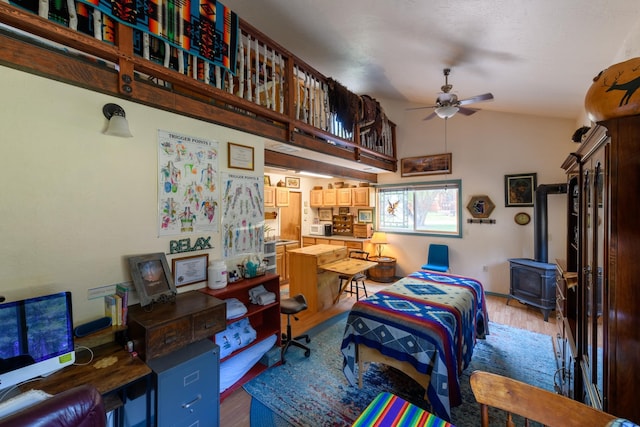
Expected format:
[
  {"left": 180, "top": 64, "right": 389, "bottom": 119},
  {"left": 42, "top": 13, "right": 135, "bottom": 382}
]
[
  {"left": 221, "top": 172, "right": 264, "bottom": 258},
  {"left": 158, "top": 130, "right": 220, "bottom": 236}
]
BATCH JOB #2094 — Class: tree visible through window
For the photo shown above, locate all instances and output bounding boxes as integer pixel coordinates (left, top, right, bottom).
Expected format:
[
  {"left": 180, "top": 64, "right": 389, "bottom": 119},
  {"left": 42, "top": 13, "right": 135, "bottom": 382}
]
[{"left": 377, "top": 180, "right": 462, "bottom": 237}]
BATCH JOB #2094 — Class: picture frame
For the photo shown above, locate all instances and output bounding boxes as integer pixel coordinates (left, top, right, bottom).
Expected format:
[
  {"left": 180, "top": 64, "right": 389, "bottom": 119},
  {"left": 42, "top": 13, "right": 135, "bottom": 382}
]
[
  {"left": 172, "top": 254, "right": 209, "bottom": 287},
  {"left": 128, "top": 253, "right": 176, "bottom": 307},
  {"left": 338, "top": 207, "right": 350, "bottom": 215},
  {"left": 467, "top": 195, "right": 496, "bottom": 219},
  {"left": 228, "top": 142, "right": 254, "bottom": 170},
  {"left": 318, "top": 208, "right": 332, "bottom": 221},
  {"left": 358, "top": 209, "right": 373, "bottom": 223},
  {"left": 264, "top": 175, "right": 271, "bottom": 186},
  {"left": 504, "top": 172, "right": 537, "bottom": 207},
  {"left": 285, "top": 176, "right": 300, "bottom": 189},
  {"left": 401, "top": 153, "right": 452, "bottom": 177}
]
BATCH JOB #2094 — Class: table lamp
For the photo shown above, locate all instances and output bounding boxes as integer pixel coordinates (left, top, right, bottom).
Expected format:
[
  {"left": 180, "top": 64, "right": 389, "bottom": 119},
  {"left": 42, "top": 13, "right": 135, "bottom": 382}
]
[{"left": 370, "top": 232, "right": 388, "bottom": 258}]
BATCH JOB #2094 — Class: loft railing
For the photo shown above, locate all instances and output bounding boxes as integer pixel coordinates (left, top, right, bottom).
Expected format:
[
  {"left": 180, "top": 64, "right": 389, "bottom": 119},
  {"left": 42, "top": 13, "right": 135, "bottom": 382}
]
[{"left": 0, "top": 1, "right": 396, "bottom": 174}]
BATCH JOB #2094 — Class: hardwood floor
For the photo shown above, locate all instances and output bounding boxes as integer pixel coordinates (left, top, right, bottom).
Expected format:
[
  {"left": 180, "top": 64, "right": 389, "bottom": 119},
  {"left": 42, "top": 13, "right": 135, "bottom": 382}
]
[{"left": 219, "top": 280, "right": 557, "bottom": 426}]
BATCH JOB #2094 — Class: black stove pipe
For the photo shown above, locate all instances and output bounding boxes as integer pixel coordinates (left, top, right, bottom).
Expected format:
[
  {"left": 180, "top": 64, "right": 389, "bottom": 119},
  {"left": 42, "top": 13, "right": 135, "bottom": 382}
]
[{"left": 534, "top": 183, "right": 567, "bottom": 263}]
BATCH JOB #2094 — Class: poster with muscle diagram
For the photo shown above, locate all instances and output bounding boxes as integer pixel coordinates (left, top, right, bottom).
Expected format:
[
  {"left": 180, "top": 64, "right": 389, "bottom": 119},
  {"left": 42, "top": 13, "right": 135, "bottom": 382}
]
[
  {"left": 221, "top": 172, "right": 264, "bottom": 258},
  {"left": 157, "top": 130, "right": 220, "bottom": 236}
]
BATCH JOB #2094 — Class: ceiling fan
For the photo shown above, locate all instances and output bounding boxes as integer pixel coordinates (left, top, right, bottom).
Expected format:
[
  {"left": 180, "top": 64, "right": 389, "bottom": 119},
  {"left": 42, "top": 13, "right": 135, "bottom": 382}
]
[{"left": 408, "top": 68, "right": 494, "bottom": 120}]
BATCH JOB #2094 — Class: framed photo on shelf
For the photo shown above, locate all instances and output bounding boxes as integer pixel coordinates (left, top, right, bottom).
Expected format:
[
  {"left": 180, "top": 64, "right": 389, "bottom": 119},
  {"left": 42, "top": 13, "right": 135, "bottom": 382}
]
[
  {"left": 338, "top": 207, "right": 350, "bottom": 215},
  {"left": 172, "top": 254, "right": 208, "bottom": 287},
  {"left": 358, "top": 209, "right": 373, "bottom": 223},
  {"left": 401, "top": 153, "right": 452, "bottom": 177},
  {"left": 285, "top": 176, "right": 300, "bottom": 189},
  {"left": 504, "top": 172, "right": 537, "bottom": 207},
  {"left": 228, "top": 142, "right": 254, "bottom": 170},
  {"left": 318, "top": 208, "right": 332, "bottom": 221},
  {"left": 128, "top": 253, "right": 176, "bottom": 307}
]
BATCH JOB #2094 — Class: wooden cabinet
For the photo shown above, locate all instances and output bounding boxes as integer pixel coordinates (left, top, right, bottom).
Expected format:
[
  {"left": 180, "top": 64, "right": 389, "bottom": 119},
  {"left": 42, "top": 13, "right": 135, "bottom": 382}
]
[
  {"left": 323, "top": 189, "right": 337, "bottom": 206},
  {"left": 200, "top": 273, "right": 281, "bottom": 400},
  {"left": 302, "top": 236, "right": 317, "bottom": 247},
  {"left": 303, "top": 236, "right": 368, "bottom": 251},
  {"left": 560, "top": 120, "right": 640, "bottom": 423},
  {"left": 147, "top": 340, "right": 219, "bottom": 427},
  {"left": 127, "top": 291, "right": 226, "bottom": 361},
  {"left": 336, "top": 188, "right": 352, "bottom": 206},
  {"left": 264, "top": 186, "right": 289, "bottom": 207},
  {"left": 352, "top": 187, "right": 375, "bottom": 207},
  {"left": 310, "top": 189, "right": 324, "bottom": 207},
  {"left": 275, "top": 242, "right": 300, "bottom": 284}
]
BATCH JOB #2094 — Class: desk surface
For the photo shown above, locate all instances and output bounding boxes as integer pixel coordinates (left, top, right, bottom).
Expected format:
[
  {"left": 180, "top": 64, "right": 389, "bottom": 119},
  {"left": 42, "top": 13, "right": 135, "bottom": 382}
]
[
  {"left": 319, "top": 258, "right": 378, "bottom": 275},
  {"left": 20, "top": 342, "right": 151, "bottom": 397}
]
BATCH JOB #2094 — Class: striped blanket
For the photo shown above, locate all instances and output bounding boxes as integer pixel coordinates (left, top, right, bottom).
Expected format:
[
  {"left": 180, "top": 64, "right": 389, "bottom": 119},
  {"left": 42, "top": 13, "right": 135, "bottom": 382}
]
[{"left": 341, "top": 271, "right": 488, "bottom": 421}]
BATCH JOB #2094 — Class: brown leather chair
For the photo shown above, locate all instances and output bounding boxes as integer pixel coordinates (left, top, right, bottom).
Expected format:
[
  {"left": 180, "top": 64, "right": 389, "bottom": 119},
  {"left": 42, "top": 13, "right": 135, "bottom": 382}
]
[{"left": 0, "top": 384, "right": 106, "bottom": 427}]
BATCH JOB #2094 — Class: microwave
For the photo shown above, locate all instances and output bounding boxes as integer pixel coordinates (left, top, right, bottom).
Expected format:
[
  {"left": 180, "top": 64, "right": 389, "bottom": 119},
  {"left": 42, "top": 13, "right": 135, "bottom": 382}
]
[{"left": 310, "top": 224, "right": 332, "bottom": 236}]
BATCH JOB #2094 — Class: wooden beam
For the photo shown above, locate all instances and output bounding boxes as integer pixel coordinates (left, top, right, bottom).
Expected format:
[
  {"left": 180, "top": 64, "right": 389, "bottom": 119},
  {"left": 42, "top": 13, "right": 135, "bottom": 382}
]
[{"left": 265, "top": 150, "right": 378, "bottom": 183}]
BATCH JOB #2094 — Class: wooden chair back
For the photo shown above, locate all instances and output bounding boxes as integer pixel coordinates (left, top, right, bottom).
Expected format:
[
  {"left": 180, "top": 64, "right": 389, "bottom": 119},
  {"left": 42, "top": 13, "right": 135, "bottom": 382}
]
[
  {"left": 349, "top": 250, "right": 369, "bottom": 260},
  {"left": 469, "top": 371, "right": 617, "bottom": 427}
]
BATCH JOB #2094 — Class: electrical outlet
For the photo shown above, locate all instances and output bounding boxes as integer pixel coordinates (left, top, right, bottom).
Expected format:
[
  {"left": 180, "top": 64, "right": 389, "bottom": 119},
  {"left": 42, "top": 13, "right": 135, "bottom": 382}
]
[{"left": 482, "top": 265, "right": 489, "bottom": 272}]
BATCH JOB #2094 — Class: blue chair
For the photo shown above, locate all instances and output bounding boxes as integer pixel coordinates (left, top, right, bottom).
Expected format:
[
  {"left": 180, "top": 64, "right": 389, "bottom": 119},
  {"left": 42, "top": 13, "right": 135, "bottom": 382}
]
[{"left": 421, "top": 244, "right": 449, "bottom": 272}]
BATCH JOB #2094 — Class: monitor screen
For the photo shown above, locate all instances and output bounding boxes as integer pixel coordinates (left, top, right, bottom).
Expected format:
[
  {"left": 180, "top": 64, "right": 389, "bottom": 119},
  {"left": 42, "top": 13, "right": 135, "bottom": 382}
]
[{"left": 0, "top": 291, "right": 75, "bottom": 391}]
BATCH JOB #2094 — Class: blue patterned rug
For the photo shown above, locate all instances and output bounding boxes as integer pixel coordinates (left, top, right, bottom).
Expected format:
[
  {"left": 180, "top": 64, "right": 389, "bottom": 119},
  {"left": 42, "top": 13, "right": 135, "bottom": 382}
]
[{"left": 244, "top": 313, "right": 555, "bottom": 427}]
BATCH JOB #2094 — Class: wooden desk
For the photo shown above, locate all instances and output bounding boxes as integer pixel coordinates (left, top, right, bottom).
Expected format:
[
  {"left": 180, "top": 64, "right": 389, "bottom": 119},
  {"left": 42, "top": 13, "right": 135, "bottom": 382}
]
[
  {"left": 19, "top": 342, "right": 152, "bottom": 424},
  {"left": 318, "top": 258, "right": 378, "bottom": 303}
]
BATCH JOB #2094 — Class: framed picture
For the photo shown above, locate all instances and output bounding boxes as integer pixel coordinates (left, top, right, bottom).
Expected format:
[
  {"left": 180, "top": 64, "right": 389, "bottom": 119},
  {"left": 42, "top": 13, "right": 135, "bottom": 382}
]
[
  {"left": 172, "top": 254, "right": 208, "bottom": 287},
  {"left": 128, "top": 253, "right": 176, "bottom": 307},
  {"left": 467, "top": 195, "right": 496, "bottom": 219},
  {"left": 228, "top": 142, "right": 254, "bottom": 170},
  {"left": 505, "top": 173, "right": 537, "bottom": 207},
  {"left": 338, "top": 207, "right": 350, "bottom": 215},
  {"left": 318, "top": 208, "right": 332, "bottom": 221},
  {"left": 358, "top": 209, "right": 373, "bottom": 223},
  {"left": 264, "top": 175, "right": 271, "bottom": 186},
  {"left": 285, "top": 176, "right": 300, "bottom": 189},
  {"left": 401, "top": 153, "right": 452, "bottom": 177}
]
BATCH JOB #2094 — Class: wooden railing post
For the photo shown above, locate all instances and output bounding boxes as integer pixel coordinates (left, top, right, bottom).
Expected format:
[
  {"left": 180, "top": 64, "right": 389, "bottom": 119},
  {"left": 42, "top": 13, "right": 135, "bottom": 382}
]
[{"left": 115, "top": 23, "right": 134, "bottom": 96}]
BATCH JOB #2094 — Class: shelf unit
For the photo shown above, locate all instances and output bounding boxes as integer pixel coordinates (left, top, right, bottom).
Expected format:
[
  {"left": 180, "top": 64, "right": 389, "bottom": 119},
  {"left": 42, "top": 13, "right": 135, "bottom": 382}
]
[
  {"left": 332, "top": 214, "right": 354, "bottom": 236},
  {"left": 199, "top": 273, "right": 281, "bottom": 401},
  {"left": 264, "top": 241, "right": 276, "bottom": 275}
]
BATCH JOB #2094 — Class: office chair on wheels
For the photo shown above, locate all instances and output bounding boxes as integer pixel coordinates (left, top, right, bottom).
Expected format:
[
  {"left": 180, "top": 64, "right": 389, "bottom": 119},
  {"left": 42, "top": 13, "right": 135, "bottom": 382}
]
[{"left": 280, "top": 293, "right": 310, "bottom": 363}]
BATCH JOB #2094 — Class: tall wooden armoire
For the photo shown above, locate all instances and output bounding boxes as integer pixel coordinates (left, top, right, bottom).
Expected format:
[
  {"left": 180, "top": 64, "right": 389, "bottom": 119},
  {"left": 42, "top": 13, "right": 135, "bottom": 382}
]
[{"left": 560, "top": 118, "right": 640, "bottom": 423}]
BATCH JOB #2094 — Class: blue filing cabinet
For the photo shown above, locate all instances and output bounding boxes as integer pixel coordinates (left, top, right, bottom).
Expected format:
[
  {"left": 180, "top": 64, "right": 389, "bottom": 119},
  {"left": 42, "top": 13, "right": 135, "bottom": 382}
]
[{"left": 147, "top": 339, "right": 219, "bottom": 427}]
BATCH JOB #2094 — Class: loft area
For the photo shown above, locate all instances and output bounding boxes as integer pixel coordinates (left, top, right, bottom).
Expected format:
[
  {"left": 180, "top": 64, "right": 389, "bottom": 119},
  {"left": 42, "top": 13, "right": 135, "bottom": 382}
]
[{"left": 0, "top": 1, "right": 397, "bottom": 182}]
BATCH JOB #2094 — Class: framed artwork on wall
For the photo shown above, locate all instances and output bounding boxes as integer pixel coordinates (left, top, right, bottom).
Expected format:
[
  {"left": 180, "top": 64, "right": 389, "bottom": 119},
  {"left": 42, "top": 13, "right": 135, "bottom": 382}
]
[
  {"left": 318, "top": 208, "right": 332, "bottom": 221},
  {"left": 228, "top": 142, "right": 254, "bottom": 170},
  {"left": 285, "top": 176, "right": 300, "bottom": 188},
  {"left": 505, "top": 173, "right": 537, "bottom": 207},
  {"left": 128, "top": 253, "right": 177, "bottom": 307},
  {"left": 401, "top": 153, "right": 452, "bottom": 177},
  {"left": 358, "top": 209, "right": 373, "bottom": 223},
  {"left": 467, "top": 195, "right": 496, "bottom": 219}
]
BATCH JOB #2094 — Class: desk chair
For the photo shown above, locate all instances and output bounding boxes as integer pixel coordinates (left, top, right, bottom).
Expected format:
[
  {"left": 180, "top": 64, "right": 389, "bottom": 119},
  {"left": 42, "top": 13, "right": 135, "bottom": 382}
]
[
  {"left": 421, "top": 244, "right": 449, "bottom": 272},
  {"left": 280, "top": 294, "right": 310, "bottom": 363},
  {"left": 338, "top": 250, "right": 369, "bottom": 301}
]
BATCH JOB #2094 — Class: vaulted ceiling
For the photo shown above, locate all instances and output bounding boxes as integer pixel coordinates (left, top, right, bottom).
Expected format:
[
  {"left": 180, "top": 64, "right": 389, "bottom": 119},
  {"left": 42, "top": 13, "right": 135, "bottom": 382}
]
[{"left": 224, "top": 0, "right": 640, "bottom": 121}]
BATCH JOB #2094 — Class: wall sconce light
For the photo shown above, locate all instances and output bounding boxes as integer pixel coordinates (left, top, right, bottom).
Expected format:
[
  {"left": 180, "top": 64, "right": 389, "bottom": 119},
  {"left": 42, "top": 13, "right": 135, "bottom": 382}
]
[
  {"left": 102, "top": 103, "right": 133, "bottom": 138},
  {"left": 370, "top": 231, "right": 388, "bottom": 258}
]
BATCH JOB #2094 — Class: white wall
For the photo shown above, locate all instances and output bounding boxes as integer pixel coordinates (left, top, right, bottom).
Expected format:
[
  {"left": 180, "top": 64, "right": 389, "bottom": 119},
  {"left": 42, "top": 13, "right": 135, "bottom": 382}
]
[
  {"left": 374, "top": 98, "right": 576, "bottom": 294},
  {"left": 0, "top": 66, "right": 264, "bottom": 324}
]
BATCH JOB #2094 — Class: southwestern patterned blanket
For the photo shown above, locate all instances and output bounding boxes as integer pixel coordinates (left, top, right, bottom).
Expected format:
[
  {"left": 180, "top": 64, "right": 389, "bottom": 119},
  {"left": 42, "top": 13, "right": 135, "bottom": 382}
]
[{"left": 341, "top": 271, "right": 489, "bottom": 421}]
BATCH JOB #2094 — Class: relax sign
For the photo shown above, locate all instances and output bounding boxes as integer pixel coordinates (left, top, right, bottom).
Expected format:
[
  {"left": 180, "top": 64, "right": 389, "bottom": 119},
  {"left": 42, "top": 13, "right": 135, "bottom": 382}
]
[{"left": 169, "top": 237, "right": 212, "bottom": 254}]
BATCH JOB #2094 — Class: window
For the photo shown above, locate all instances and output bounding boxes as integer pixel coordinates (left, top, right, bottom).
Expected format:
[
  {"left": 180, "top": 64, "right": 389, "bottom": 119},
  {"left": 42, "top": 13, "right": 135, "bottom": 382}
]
[{"left": 377, "top": 180, "right": 462, "bottom": 237}]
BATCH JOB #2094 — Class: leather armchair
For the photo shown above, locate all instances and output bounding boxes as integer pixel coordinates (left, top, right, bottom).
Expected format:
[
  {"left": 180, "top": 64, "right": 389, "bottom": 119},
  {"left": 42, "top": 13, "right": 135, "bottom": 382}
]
[{"left": 0, "top": 384, "right": 106, "bottom": 427}]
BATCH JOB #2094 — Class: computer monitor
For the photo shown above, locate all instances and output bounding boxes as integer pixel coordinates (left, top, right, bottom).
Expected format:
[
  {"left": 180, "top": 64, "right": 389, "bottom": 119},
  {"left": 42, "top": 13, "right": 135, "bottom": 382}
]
[{"left": 0, "top": 291, "right": 75, "bottom": 392}]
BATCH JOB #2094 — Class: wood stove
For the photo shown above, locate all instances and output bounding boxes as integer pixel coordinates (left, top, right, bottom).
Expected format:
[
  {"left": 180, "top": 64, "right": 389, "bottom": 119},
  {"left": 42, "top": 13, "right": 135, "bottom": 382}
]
[{"left": 507, "top": 184, "right": 566, "bottom": 321}]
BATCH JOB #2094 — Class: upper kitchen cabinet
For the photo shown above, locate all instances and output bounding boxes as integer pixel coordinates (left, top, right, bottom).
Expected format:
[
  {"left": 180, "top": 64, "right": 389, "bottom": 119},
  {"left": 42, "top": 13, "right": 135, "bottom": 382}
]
[
  {"left": 322, "top": 189, "right": 337, "bottom": 206},
  {"left": 336, "top": 188, "right": 352, "bottom": 206},
  {"left": 310, "top": 189, "right": 324, "bottom": 207},
  {"left": 352, "top": 187, "right": 375, "bottom": 207},
  {"left": 264, "top": 186, "right": 289, "bottom": 207}
]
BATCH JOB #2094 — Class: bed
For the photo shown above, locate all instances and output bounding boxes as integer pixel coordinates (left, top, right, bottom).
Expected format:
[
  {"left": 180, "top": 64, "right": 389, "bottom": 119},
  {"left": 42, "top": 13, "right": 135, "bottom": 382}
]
[{"left": 341, "top": 270, "right": 489, "bottom": 421}]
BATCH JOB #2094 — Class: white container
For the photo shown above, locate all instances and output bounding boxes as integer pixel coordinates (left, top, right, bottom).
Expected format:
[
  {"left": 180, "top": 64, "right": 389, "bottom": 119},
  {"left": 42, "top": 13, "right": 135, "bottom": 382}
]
[{"left": 207, "top": 260, "right": 228, "bottom": 289}]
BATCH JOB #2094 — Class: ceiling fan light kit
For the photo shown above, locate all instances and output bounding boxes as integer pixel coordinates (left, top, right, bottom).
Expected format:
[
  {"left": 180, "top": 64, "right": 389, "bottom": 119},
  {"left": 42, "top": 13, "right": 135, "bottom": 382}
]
[{"left": 435, "top": 105, "right": 459, "bottom": 119}]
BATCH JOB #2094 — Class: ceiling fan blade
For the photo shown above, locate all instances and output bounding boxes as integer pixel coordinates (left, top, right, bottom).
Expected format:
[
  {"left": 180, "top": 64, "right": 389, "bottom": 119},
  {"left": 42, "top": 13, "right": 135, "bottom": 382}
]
[
  {"left": 423, "top": 111, "right": 438, "bottom": 121},
  {"left": 406, "top": 105, "right": 438, "bottom": 111},
  {"left": 458, "top": 107, "right": 479, "bottom": 116},
  {"left": 458, "top": 93, "right": 493, "bottom": 106}
]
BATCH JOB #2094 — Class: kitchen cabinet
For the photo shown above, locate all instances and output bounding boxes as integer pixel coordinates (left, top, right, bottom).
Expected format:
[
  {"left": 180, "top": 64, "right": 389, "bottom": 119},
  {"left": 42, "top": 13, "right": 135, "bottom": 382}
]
[
  {"left": 275, "top": 241, "right": 300, "bottom": 284},
  {"left": 302, "top": 236, "right": 369, "bottom": 251},
  {"left": 264, "top": 186, "right": 289, "bottom": 207},
  {"left": 560, "top": 119, "right": 640, "bottom": 422},
  {"left": 336, "top": 188, "right": 352, "bottom": 206},
  {"left": 310, "top": 189, "right": 324, "bottom": 207},
  {"left": 352, "top": 187, "right": 375, "bottom": 207},
  {"left": 323, "top": 189, "right": 337, "bottom": 206}
]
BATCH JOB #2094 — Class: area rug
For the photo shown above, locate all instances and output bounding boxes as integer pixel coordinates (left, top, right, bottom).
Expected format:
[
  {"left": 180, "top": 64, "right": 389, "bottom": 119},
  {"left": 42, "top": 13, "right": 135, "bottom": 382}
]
[{"left": 244, "top": 313, "right": 556, "bottom": 427}]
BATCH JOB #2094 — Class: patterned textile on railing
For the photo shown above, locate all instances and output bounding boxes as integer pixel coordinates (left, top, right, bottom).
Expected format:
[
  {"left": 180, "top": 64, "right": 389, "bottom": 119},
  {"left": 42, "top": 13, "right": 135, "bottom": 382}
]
[
  {"left": 341, "top": 272, "right": 488, "bottom": 421},
  {"left": 9, "top": 0, "right": 239, "bottom": 73}
]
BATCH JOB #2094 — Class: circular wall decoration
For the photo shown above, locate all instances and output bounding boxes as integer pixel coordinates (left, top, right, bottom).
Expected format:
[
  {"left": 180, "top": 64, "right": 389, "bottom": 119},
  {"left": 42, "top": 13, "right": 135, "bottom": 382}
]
[{"left": 514, "top": 212, "right": 531, "bottom": 225}]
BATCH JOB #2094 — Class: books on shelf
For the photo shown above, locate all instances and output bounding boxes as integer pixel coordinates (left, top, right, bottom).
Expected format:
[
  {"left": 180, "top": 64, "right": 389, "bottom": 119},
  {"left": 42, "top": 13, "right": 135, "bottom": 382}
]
[
  {"left": 116, "top": 283, "right": 130, "bottom": 326},
  {"left": 104, "top": 295, "right": 117, "bottom": 325},
  {"left": 104, "top": 283, "right": 130, "bottom": 327}
]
